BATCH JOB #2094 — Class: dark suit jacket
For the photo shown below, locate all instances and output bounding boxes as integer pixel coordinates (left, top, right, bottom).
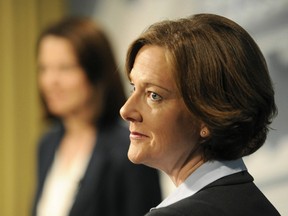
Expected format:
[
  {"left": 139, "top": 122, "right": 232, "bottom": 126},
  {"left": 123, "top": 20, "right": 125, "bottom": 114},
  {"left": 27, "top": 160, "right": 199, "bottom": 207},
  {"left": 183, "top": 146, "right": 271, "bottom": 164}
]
[
  {"left": 146, "top": 171, "right": 280, "bottom": 216},
  {"left": 32, "top": 120, "right": 162, "bottom": 216}
]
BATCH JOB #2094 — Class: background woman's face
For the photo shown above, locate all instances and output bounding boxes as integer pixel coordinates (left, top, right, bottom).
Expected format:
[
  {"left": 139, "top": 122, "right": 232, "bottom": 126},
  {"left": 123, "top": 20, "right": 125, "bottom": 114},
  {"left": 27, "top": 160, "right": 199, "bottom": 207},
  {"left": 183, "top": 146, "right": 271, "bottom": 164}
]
[
  {"left": 37, "top": 36, "right": 95, "bottom": 118},
  {"left": 120, "top": 45, "right": 201, "bottom": 174}
]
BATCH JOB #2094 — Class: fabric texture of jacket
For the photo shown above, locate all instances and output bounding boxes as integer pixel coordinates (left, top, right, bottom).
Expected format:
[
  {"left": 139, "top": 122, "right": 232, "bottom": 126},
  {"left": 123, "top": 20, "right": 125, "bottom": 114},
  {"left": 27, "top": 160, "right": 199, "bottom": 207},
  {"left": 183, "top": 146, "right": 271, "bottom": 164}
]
[{"left": 145, "top": 171, "right": 280, "bottom": 216}]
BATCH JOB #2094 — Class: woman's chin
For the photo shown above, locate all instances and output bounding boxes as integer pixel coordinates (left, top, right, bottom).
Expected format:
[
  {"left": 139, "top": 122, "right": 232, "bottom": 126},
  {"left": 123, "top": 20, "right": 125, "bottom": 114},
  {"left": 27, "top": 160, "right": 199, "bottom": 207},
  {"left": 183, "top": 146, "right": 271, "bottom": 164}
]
[
  {"left": 127, "top": 145, "right": 147, "bottom": 164},
  {"left": 127, "top": 150, "right": 142, "bottom": 164}
]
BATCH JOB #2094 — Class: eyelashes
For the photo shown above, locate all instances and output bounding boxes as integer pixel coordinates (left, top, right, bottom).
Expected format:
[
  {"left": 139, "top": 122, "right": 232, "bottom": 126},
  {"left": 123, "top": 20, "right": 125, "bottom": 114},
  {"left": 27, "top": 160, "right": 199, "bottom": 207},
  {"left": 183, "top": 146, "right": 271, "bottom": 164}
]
[
  {"left": 147, "top": 91, "right": 162, "bottom": 101},
  {"left": 129, "top": 83, "right": 163, "bottom": 102}
]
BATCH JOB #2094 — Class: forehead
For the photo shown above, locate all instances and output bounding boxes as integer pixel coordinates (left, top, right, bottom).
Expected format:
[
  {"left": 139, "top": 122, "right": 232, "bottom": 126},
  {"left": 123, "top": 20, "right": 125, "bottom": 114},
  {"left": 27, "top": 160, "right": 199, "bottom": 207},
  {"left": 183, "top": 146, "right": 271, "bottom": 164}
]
[
  {"left": 38, "top": 36, "right": 77, "bottom": 61},
  {"left": 129, "top": 45, "right": 176, "bottom": 86},
  {"left": 40, "top": 35, "right": 71, "bottom": 49},
  {"left": 40, "top": 36, "right": 76, "bottom": 56}
]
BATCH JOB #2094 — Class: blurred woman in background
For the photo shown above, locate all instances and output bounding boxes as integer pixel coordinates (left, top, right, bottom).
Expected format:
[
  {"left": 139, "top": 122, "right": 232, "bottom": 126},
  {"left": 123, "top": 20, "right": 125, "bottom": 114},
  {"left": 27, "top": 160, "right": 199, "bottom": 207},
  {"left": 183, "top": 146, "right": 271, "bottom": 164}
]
[{"left": 32, "top": 17, "right": 162, "bottom": 216}]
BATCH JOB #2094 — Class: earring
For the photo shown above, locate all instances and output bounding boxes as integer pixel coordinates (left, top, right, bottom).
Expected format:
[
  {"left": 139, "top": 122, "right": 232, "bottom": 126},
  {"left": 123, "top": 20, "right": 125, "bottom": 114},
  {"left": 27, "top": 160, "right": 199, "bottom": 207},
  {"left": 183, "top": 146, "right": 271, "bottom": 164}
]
[{"left": 201, "top": 130, "right": 207, "bottom": 137}]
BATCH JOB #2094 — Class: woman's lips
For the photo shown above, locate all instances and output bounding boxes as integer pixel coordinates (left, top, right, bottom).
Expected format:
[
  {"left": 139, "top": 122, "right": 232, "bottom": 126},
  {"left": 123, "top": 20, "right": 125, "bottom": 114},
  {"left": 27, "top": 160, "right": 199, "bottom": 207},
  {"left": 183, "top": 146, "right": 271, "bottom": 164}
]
[{"left": 130, "top": 131, "right": 149, "bottom": 139}]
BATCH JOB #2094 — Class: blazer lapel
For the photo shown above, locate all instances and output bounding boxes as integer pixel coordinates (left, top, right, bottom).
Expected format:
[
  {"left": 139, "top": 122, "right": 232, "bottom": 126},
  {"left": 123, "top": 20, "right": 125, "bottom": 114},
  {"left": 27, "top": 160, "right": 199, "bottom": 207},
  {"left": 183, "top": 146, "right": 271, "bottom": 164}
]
[
  {"left": 69, "top": 128, "right": 110, "bottom": 215},
  {"left": 33, "top": 124, "right": 64, "bottom": 216}
]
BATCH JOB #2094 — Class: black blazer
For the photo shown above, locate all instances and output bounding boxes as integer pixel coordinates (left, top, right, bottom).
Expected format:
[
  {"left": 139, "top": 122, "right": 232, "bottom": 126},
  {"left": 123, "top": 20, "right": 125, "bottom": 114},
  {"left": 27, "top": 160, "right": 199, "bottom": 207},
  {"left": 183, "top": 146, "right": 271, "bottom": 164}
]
[
  {"left": 146, "top": 171, "right": 280, "bottom": 216},
  {"left": 32, "top": 120, "right": 162, "bottom": 216}
]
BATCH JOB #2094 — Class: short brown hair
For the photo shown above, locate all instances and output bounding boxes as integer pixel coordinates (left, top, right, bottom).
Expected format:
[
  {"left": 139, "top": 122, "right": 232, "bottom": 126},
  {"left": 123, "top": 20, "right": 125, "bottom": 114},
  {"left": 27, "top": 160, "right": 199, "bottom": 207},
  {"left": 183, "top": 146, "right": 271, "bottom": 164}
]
[{"left": 126, "top": 13, "right": 277, "bottom": 160}]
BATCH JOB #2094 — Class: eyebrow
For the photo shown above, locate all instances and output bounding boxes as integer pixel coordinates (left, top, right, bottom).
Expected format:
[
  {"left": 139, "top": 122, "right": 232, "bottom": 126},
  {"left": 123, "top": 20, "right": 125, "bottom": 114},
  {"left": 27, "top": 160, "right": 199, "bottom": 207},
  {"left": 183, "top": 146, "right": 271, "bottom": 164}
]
[
  {"left": 130, "top": 79, "right": 173, "bottom": 94},
  {"left": 128, "top": 71, "right": 176, "bottom": 94}
]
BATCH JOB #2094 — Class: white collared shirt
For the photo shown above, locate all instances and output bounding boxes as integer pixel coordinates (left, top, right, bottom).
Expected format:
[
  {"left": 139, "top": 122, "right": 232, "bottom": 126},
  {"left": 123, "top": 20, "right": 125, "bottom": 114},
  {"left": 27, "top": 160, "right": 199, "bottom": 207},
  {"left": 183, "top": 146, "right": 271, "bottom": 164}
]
[
  {"left": 37, "top": 151, "right": 92, "bottom": 216},
  {"left": 155, "top": 159, "right": 247, "bottom": 209}
]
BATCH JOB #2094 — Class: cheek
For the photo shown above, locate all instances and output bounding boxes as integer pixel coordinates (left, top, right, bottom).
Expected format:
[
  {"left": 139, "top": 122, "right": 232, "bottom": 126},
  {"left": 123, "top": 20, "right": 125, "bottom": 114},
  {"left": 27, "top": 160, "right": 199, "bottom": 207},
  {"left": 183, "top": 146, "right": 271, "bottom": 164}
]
[
  {"left": 146, "top": 107, "right": 189, "bottom": 146},
  {"left": 149, "top": 120, "right": 182, "bottom": 156},
  {"left": 153, "top": 127, "right": 174, "bottom": 147},
  {"left": 170, "top": 107, "right": 200, "bottom": 147},
  {"left": 74, "top": 85, "right": 94, "bottom": 107},
  {"left": 37, "top": 75, "right": 51, "bottom": 92},
  {"left": 68, "top": 76, "right": 92, "bottom": 96}
]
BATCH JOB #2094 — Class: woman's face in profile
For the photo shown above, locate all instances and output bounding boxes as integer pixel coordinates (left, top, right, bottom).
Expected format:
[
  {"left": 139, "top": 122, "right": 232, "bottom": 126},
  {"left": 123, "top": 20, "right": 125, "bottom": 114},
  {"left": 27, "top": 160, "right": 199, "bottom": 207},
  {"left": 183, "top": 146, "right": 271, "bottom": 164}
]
[
  {"left": 37, "top": 36, "right": 95, "bottom": 118},
  {"left": 120, "top": 45, "right": 201, "bottom": 174}
]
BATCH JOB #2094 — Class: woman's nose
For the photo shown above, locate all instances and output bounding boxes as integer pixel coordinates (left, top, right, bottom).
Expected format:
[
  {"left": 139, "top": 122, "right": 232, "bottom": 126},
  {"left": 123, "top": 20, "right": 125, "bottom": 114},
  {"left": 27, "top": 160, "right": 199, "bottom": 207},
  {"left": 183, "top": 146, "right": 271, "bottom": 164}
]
[{"left": 120, "top": 95, "right": 142, "bottom": 123}]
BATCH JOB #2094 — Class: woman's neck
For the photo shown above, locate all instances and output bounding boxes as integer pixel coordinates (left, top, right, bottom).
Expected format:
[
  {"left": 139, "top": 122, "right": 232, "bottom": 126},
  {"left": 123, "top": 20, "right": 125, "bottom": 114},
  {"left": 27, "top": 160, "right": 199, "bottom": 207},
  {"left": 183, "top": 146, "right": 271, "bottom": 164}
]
[
  {"left": 63, "top": 115, "right": 96, "bottom": 136},
  {"left": 168, "top": 148, "right": 205, "bottom": 187},
  {"left": 57, "top": 116, "right": 97, "bottom": 169}
]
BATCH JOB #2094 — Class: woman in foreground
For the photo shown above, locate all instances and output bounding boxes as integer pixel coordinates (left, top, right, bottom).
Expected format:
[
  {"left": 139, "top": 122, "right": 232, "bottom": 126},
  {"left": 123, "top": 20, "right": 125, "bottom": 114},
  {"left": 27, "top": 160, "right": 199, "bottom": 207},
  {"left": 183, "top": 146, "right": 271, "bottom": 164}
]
[{"left": 120, "top": 13, "right": 280, "bottom": 215}]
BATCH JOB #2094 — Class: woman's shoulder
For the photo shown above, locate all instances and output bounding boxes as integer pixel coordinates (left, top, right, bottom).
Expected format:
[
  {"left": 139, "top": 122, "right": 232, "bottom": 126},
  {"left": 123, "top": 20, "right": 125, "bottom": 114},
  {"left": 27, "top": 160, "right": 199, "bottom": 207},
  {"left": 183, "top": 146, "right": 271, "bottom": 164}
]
[
  {"left": 146, "top": 198, "right": 223, "bottom": 216},
  {"left": 154, "top": 173, "right": 280, "bottom": 216}
]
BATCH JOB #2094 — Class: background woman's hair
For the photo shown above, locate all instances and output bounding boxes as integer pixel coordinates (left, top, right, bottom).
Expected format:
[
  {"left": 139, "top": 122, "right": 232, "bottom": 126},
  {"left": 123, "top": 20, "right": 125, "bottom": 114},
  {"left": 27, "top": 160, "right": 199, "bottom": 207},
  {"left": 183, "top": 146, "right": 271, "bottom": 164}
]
[
  {"left": 126, "top": 13, "right": 277, "bottom": 160},
  {"left": 37, "top": 16, "right": 126, "bottom": 128}
]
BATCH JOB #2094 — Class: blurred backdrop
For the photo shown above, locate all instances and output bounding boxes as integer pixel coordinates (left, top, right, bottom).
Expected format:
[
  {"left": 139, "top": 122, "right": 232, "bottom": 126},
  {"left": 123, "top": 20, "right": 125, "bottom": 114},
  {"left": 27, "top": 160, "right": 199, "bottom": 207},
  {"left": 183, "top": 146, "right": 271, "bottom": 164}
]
[
  {"left": 0, "top": 1, "right": 66, "bottom": 215},
  {"left": 0, "top": 0, "right": 287, "bottom": 215}
]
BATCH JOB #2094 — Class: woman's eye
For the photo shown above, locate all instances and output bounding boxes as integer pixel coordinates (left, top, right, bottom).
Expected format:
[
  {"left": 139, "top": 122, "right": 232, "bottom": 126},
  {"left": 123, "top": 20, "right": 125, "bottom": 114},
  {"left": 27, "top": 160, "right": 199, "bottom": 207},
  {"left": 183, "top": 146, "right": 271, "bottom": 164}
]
[{"left": 148, "top": 91, "right": 162, "bottom": 101}]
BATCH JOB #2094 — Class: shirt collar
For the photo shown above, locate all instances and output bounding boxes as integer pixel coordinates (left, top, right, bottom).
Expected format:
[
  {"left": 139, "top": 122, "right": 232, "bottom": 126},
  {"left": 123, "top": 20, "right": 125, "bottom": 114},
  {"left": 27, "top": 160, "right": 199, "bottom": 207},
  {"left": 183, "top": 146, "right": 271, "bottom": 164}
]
[{"left": 155, "top": 158, "right": 247, "bottom": 209}]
